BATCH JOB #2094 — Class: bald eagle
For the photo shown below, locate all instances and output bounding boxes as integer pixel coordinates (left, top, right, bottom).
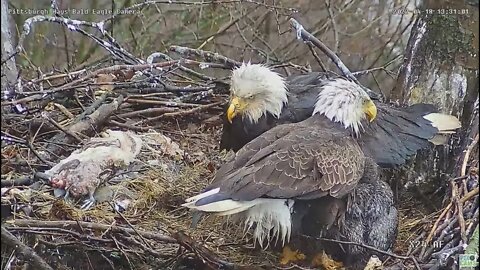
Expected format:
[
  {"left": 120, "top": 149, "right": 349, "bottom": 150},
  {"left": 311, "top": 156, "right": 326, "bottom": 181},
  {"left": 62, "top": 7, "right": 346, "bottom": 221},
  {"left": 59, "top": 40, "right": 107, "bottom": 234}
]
[
  {"left": 184, "top": 76, "right": 460, "bottom": 268},
  {"left": 293, "top": 157, "right": 398, "bottom": 269},
  {"left": 184, "top": 80, "right": 388, "bottom": 251},
  {"left": 220, "top": 63, "right": 328, "bottom": 152},
  {"left": 220, "top": 63, "right": 460, "bottom": 168}
]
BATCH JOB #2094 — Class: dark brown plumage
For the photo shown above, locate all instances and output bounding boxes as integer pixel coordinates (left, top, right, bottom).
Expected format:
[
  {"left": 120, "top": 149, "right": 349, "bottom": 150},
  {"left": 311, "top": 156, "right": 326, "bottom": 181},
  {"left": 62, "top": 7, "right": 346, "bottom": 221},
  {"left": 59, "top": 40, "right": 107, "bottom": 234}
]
[
  {"left": 213, "top": 115, "right": 364, "bottom": 202},
  {"left": 358, "top": 103, "right": 444, "bottom": 167},
  {"left": 220, "top": 71, "right": 460, "bottom": 168},
  {"left": 292, "top": 158, "right": 398, "bottom": 269},
  {"left": 185, "top": 111, "right": 375, "bottom": 247},
  {"left": 186, "top": 69, "right": 459, "bottom": 266}
]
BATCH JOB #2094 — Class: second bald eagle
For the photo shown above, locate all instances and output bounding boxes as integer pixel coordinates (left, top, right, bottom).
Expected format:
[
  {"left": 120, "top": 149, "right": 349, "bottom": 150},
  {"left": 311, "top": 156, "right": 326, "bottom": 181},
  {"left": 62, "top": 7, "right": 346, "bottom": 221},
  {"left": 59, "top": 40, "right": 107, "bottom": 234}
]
[
  {"left": 185, "top": 78, "right": 380, "bottom": 241},
  {"left": 220, "top": 63, "right": 460, "bottom": 168},
  {"left": 205, "top": 63, "right": 461, "bottom": 268}
]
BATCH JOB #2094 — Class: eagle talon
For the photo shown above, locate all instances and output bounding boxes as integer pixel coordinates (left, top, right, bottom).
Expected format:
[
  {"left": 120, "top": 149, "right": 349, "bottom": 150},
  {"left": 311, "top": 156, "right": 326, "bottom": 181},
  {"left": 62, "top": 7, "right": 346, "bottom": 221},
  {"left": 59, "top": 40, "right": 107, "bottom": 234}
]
[
  {"left": 185, "top": 64, "right": 459, "bottom": 270},
  {"left": 311, "top": 250, "right": 344, "bottom": 270},
  {"left": 279, "top": 246, "right": 306, "bottom": 265}
]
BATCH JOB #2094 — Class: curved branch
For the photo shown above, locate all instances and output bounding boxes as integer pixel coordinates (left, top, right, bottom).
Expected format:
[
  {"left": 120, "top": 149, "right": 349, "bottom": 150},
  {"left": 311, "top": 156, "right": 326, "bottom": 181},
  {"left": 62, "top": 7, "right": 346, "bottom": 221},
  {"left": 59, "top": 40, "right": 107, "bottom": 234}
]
[{"left": 1, "top": 227, "right": 54, "bottom": 270}]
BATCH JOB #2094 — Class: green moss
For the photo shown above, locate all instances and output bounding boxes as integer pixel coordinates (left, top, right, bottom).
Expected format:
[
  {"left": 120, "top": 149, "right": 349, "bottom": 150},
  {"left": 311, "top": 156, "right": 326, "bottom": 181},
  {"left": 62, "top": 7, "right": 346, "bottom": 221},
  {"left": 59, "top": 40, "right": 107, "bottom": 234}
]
[
  {"left": 466, "top": 225, "right": 479, "bottom": 255},
  {"left": 425, "top": 14, "right": 474, "bottom": 64}
]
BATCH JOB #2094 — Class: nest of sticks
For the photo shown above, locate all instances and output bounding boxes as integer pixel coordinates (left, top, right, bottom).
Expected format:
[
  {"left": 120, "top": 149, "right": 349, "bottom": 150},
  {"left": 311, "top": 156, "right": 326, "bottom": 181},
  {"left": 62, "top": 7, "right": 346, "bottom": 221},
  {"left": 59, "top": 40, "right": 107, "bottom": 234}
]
[{"left": 1, "top": 12, "right": 479, "bottom": 270}]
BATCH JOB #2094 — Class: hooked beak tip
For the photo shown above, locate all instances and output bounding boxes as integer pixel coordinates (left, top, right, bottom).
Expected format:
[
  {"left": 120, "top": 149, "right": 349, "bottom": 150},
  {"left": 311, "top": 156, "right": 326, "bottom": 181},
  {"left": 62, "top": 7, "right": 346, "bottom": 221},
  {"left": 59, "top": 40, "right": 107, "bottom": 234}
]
[
  {"left": 227, "top": 104, "right": 236, "bottom": 123},
  {"left": 364, "top": 100, "right": 377, "bottom": 123}
]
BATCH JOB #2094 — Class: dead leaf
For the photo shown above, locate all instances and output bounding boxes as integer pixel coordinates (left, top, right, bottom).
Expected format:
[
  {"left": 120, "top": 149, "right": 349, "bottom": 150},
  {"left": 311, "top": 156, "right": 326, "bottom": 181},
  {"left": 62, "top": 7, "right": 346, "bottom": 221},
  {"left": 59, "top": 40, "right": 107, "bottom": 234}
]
[
  {"left": 45, "top": 102, "right": 56, "bottom": 111},
  {"left": 113, "top": 70, "right": 135, "bottom": 81},
  {"left": 96, "top": 73, "right": 117, "bottom": 92}
]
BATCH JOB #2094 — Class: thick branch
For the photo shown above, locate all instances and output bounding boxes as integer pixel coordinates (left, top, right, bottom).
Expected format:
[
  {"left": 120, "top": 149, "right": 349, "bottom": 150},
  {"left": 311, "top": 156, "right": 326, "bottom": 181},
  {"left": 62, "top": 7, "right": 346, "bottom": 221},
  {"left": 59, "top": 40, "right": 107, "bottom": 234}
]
[
  {"left": 7, "top": 219, "right": 176, "bottom": 243},
  {"left": 288, "top": 18, "right": 382, "bottom": 101},
  {"left": 45, "top": 94, "right": 124, "bottom": 157},
  {"left": 1, "top": 227, "right": 54, "bottom": 270}
]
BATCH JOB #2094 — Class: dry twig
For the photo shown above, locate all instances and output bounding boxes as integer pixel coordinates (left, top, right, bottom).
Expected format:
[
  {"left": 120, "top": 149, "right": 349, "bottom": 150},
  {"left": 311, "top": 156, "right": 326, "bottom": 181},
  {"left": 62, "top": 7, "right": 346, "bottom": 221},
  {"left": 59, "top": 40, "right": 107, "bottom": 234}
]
[
  {"left": 1, "top": 227, "right": 54, "bottom": 270},
  {"left": 288, "top": 18, "right": 383, "bottom": 101}
]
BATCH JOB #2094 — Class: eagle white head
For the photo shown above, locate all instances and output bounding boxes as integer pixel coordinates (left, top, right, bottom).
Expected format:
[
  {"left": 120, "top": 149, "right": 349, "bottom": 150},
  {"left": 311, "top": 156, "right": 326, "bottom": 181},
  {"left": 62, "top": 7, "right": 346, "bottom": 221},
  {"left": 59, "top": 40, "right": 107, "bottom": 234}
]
[
  {"left": 313, "top": 79, "right": 377, "bottom": 135},
  {"left": 227, "top": 62, "right": 288, "bottom": 123}
]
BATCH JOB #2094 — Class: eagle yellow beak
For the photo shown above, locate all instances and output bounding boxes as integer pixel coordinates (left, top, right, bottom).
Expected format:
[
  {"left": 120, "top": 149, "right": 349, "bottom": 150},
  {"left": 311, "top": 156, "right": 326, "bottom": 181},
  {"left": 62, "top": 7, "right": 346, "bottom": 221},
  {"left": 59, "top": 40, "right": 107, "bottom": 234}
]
[
  {"left": 227, "top": 96, "right": 244, "bottom": 123},
  {"left": 364, "top": 100, "right": 377, "bottom": 122}
]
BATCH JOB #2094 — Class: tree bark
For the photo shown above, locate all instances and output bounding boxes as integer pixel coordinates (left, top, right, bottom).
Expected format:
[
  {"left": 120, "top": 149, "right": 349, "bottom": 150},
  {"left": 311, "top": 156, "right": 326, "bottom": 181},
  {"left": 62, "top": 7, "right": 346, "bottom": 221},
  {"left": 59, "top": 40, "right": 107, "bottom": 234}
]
[
  {"left": 389, "top": 4, "right": 479, "bottom": 201},
  {"left": 1, "top": 0, "right": 18, "bottom": 93}
]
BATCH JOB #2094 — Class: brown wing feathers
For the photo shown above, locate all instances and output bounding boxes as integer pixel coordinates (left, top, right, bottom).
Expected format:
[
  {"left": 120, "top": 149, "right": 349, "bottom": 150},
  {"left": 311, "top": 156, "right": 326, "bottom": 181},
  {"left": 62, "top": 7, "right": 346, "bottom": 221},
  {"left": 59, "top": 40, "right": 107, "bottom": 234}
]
[
  {"left": 208, "top": 118, "right": 365, "bottom": 202},
  {"left": 221, "top": 69, "right": 459, "bottom": 168},
  {"left": 359, "top": 103, "right": 443, "bottom": 167}
]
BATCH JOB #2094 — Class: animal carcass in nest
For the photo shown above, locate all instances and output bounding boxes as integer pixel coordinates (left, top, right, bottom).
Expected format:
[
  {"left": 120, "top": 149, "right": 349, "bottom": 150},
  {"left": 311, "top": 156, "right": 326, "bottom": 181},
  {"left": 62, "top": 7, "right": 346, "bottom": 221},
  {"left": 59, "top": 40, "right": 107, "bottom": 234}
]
[{"left": 45, "top": 130, "right": 142, "bottom": 209}]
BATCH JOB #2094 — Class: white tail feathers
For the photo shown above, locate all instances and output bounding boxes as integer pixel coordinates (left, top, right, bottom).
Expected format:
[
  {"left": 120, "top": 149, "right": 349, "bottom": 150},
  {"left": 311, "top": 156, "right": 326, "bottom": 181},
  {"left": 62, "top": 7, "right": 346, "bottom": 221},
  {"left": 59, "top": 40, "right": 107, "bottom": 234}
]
[
  {"left": 243, "top": 199, "right": 294, "bottom": 248},
  {"left": 423, "top": 113, "right": 461, "bottom": 145},
  {"left": 182, "top": 188, "right": 255, "bottom": 214},
  {"left": 423, "top": 113, "right": 461, "bottom": 132},
  {"left": 429, "top": 134, "right": 450, "bottom": 146},
  {"left": 183, "top": 188, "right": 220, "bottom": 204},
  {"left": 183, "top": 189, "right": 294, "bottom": 248}
]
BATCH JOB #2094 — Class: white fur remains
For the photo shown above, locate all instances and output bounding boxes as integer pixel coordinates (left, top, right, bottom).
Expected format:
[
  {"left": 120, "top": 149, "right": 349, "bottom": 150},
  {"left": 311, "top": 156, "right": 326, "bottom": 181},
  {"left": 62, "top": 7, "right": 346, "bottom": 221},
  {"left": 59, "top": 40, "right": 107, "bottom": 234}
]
[{"left": 183, "top": 188, "right": 295, "bottom": 248}]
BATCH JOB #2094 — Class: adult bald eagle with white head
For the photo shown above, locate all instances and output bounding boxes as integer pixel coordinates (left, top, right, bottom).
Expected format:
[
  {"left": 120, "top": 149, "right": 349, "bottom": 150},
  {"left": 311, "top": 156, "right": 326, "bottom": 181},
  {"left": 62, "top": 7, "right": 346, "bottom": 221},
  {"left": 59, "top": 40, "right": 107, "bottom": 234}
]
[
  {"left": 220, "top": 63, "right": 460, "bottom": 168},
  {"left": 184, "top": 79, "right": 391, "bottom": 268},
  {"left": 184, "top": 64, "right": 461, "bottom": 269}
]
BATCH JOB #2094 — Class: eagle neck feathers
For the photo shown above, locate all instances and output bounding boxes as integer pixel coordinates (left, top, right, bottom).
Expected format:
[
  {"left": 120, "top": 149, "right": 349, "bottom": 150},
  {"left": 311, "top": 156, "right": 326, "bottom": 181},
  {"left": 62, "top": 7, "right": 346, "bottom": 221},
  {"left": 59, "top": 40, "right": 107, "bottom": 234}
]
[{"left": 313, "top": 79, "right": 370, "bottom": 136}]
